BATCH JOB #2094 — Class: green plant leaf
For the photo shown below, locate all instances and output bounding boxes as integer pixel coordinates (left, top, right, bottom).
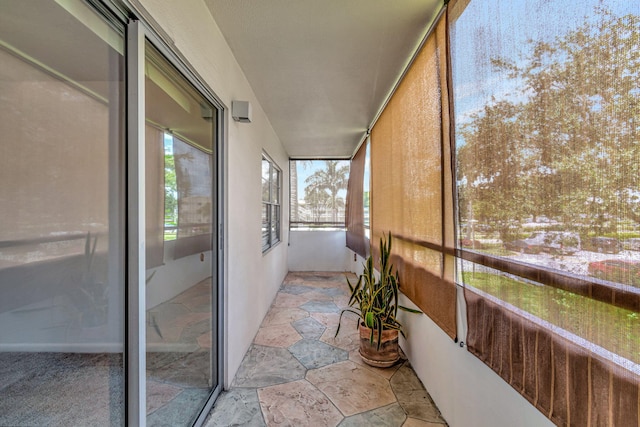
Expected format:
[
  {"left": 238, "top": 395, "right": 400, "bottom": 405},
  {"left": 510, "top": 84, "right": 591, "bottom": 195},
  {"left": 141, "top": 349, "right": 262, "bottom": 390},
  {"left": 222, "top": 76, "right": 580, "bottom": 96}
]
[
  {"left": 365, "top": 311, "right": 375, "bottom": 328},
  {"left": 399, "top": 305, "right": 422, "bottom": 314}
]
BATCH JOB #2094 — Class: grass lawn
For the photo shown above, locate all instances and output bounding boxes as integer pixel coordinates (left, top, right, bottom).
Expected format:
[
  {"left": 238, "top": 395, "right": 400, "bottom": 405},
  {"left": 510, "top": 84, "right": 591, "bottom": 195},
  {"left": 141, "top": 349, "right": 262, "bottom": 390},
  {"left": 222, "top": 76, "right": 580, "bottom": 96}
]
[{"left": 462, "top": 271, "right": 640, "bottom": 364}]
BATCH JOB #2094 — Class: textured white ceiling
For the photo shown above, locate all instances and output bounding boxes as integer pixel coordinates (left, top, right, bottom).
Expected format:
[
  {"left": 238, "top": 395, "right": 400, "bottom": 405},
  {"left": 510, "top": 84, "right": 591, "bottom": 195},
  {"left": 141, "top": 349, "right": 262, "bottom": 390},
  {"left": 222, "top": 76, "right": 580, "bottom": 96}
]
[{"left": 205, "top": 0, "right": 442, "bottom": 158}]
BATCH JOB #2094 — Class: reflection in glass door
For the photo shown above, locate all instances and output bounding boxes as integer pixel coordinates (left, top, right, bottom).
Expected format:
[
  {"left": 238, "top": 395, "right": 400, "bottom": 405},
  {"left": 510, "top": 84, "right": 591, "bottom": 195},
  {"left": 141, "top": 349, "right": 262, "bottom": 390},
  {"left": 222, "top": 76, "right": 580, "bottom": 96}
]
[
  {"left": 144, "top": 42, "right": 217, "bottom": 426},
  {"left": 0, "top": 1, "right": 125, "bottom": 425}
]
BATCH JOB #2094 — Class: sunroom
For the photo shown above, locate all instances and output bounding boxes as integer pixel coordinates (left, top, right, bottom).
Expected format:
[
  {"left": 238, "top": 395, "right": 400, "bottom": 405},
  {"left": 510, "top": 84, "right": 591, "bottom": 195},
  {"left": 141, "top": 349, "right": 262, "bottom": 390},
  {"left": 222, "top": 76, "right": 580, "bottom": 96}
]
[{"left": 0, "top": 0, "right": 638, "bottom": 426}]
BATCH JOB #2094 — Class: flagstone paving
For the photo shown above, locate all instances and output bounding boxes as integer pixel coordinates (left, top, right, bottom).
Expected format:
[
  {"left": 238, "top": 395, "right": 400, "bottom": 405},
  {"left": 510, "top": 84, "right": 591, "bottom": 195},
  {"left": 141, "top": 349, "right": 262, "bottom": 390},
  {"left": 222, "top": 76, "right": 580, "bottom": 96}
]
[{"left": 204, "top": 271, "right": 448, "bottom": 427}]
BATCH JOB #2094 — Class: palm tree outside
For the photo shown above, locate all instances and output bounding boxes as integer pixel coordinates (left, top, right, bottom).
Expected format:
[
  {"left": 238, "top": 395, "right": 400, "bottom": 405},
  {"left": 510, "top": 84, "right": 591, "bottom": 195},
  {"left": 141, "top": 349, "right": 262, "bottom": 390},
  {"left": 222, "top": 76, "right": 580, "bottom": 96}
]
[{"left": 304, "top": 160, "right": 350, "bottom": 223}]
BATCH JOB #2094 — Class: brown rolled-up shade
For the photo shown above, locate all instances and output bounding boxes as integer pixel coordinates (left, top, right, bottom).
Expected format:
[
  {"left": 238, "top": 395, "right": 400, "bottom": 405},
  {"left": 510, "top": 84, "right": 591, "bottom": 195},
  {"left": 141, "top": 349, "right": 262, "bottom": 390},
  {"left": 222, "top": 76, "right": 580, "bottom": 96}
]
[
  {"left": 466, "top": 288, "right": 639, "bottom": 427},
  {"left": 174, "top": 136, "right": 213, "bottom": 259},
  {"left": 370, "top": 14, "right": 456, "bottom": 339},
  {"left": 346, "top": 141, "right": 368, "bottom": 258}
]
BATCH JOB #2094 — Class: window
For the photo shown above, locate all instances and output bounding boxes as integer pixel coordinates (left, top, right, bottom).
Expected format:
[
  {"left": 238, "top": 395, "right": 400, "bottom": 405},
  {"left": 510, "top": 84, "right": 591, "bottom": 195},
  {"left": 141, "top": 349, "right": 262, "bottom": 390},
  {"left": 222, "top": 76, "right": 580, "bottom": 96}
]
[
  {"left": 363, "top": 142, "right": 371, "bottom": 237},
  {"left": 450, "top": 0, "right": 639, "bottom": 424},
  {"left": 164, "top": 133, "right": 178, "bottom": 240},
  {"left": 290, "top": 160, "right": 350, "bottom": 229},
  {"left": 262, "top": 154, "right": 281, "bottom": 251}
]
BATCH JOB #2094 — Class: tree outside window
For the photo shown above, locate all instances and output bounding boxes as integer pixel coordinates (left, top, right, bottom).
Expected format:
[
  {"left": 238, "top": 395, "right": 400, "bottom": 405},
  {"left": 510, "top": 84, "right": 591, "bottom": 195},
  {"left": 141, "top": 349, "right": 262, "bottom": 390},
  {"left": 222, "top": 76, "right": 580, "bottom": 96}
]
[{"left": 290, "top": 160, "right": 350, "bottom": 228}]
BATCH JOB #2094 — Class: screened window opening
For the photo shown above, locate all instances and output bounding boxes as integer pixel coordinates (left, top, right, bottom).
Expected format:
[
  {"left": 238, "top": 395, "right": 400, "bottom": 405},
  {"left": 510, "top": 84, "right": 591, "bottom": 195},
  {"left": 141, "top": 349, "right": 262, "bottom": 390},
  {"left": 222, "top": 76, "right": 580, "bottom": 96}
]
[
  {"left": 163, "top": 133, "right": 178, "bottom": 240},
  {"left": 450, "top": 0, "right": 639, "bottom": 424},
  {"left": 262, "top": 154, "right": 281, "bottom": 251},
  {"left": 452, "top": 0, "right": 639, "bottom": 288},
  {"left": 290, "top": 160, "right": 350, "bottom": 229},
  {"left": 363, "top": 142, "right": 371, "bottom": 238}
]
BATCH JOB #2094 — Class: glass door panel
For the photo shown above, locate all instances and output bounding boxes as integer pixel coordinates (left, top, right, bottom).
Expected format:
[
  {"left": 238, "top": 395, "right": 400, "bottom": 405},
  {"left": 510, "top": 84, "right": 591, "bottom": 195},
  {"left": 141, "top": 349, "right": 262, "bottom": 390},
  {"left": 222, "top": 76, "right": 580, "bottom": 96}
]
[
  {"left": 0, "top": 1, "right": 125, "bottom": 425},
  {"left": 144, "top": 42, "right": 217, "bottom": 426}
]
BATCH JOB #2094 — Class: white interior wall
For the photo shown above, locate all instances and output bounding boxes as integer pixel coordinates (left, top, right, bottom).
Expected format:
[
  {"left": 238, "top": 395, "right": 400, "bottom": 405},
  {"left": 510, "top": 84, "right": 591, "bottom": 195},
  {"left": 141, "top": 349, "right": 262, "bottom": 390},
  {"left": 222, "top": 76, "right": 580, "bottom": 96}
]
[
  {"left": 288, "top": 230, "right": 353, "bottom": 272},
  {"left": 352, "top": 252, "right": 553, "bottom": 427},
  {"left": 397, "top": 295, "right": 553, "bottom": 427},
  {"left": 138, "top": 0, "right": 289, "bottom": 387}
]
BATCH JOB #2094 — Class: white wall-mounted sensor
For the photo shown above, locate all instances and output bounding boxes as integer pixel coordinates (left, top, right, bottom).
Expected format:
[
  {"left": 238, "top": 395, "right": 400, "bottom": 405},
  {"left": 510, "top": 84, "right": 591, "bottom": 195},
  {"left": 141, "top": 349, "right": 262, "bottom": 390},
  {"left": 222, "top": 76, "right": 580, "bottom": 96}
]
[{"left": 232, "top": 100, "right": 252, "bottom": 123}]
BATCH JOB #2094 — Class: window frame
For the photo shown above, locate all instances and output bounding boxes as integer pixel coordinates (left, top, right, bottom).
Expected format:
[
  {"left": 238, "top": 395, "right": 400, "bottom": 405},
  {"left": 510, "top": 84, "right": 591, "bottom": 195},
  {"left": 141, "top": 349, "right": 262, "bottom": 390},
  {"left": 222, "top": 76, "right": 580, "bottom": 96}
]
[{"left": 262, "top": 152, "right": 281, "bottom": 252}]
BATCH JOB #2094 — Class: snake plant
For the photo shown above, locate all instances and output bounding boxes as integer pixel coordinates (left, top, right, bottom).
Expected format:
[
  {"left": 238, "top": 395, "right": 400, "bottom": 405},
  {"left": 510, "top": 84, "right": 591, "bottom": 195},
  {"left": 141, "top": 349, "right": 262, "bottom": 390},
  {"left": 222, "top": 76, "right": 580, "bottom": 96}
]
[{"left": 336, "top": 232, "right": 421, "bottom": 349}]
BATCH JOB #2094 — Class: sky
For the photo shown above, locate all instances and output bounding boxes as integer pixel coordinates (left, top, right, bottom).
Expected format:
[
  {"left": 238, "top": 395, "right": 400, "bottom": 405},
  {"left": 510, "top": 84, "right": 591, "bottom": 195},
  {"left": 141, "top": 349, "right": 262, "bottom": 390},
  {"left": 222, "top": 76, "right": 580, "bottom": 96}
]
[{"left": 450, "top": 0, "right": 638, "bottom": 127}]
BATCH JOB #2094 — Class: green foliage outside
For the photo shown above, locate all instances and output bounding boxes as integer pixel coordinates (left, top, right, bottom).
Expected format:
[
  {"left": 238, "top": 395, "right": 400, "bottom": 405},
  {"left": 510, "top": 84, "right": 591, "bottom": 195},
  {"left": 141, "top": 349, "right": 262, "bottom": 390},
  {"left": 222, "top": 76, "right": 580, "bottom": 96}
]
[
  {"left": 302, "top": 160, "right": 349, "bottom": 223},
  {"left": 164, "top": 154, "right": 177, "bottom": 225},
  {"left": 463, "top": 271, "right": 639, "bottom": 364},
  {"left": 164, "top": 153, "right": 177, "bottom": 240},
  {"left": 457, "top": 8, "right": 640, "bottom": 242}
]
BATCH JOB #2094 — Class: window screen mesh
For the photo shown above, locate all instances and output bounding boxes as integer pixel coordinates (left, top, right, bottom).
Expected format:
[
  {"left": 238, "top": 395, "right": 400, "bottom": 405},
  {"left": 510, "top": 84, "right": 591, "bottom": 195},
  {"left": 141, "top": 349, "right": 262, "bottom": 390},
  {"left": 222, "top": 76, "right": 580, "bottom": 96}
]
[{"left": 450, "top": 0, "right": 639, "bottom": 424}]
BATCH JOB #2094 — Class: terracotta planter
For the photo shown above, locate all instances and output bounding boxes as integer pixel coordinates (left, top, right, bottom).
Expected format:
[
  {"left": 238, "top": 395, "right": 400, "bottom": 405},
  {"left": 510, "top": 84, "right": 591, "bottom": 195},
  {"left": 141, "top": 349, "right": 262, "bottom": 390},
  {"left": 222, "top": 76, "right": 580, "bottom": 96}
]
[{"left": 358, "top": 323, "right": 400, "bottom": 368}]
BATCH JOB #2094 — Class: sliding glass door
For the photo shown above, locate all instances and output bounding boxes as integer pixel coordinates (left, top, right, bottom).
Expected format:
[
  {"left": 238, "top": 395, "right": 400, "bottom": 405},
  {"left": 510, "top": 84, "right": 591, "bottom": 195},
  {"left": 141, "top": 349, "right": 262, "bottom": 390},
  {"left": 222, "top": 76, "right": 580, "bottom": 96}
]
[
  {"left": 0, "top": 1, "right": 125, "bottom": 424},
  {"left": 0, "top": 2, "right": 221, "bottom": 425}
]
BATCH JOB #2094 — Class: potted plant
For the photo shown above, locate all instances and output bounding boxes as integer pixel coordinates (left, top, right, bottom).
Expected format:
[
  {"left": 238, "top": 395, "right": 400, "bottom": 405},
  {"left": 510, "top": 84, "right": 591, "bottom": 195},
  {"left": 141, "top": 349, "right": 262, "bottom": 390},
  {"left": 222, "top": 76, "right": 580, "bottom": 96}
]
[{"left": 336, "top": 232, "right": 421, "bottom": 367}]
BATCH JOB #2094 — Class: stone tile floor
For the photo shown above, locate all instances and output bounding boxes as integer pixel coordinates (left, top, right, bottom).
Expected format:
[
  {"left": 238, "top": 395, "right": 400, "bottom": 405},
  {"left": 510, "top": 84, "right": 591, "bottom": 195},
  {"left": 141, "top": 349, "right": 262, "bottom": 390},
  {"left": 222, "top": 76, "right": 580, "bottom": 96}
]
[{"left": 205, "top": 271, "right": 448, "bottom": 427}]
